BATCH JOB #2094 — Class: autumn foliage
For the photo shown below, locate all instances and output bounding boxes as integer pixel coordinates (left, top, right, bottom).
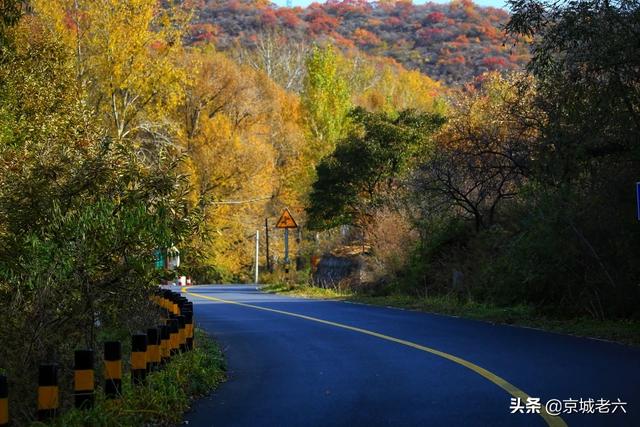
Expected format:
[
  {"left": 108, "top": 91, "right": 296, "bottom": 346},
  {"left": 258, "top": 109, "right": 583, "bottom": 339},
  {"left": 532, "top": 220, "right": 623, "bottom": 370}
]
[{"left": 191, "top": 0, "right": 529, "bottom": 84}]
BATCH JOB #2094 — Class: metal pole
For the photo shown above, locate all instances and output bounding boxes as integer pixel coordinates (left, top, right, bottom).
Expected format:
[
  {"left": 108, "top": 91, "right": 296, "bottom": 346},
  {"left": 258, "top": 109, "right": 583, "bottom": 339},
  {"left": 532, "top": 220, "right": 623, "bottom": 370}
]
[
  {"left": 284, "top": 228, "right": 289, "bottom": 264},
  {"left": 265, "top": 218, "right": 270, "bottom": 272},
  {"left": 255, "top": 230, "right": 259, "bottom": 284},
  {"left": 284, "top": 228, "right": 289, "bottom": 274}
]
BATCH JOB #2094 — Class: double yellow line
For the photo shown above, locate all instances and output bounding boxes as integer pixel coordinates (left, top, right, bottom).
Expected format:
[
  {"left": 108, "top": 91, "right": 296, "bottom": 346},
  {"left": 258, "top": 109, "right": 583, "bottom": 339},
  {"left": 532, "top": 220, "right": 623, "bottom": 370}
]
[{"left": 183, "top": 288, "right": 567, "bottom": 427}]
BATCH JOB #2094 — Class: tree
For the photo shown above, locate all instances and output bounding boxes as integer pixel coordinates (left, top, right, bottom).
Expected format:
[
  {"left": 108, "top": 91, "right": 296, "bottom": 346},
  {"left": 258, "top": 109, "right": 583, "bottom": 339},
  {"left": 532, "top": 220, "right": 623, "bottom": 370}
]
[
  {"left": 175, "top": 47, "right": 311, "bottom": 280},
  {"left": 33, "top": 0, "right": 189, "bottom": 141},
  {"left": 234, "top": 30, "right": 308, "bottom": 92},
  {"left": 307, "top": 107, "right": 444, "bottom": 230},
  {"left": 503, "top": 0, "right": 640, "bottom": 316},
  {"left": 302, "top": 45, "right": 352, "bottom": 159},
  {"left": 348, "top": 57, "right": 445, "bottom": 115},
  {"left": 0, "top": 17, "right": 195, "bottom": 420},
  {"left": 412, "top": 73, "right": 538, "bottom": 231},
  {"left": 178, "top": 47, "right": 247, "bottom": 142},
  {"left": 0, "top": 0, "right": 22, "bottom": 44},
  {"left": 506, "top": 0, "right": 640, "bottom": 177}
]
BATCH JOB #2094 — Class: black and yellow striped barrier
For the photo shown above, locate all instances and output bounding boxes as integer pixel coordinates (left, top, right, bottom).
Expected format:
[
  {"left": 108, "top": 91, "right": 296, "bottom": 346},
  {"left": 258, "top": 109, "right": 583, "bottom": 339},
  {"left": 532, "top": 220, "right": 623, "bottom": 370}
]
[
  {"left": 181, "top": 298, "right": 190, "bottom": 314},
  {"left": 176, "top": 294, "right": 194, "bottom": 350},
  {"left": 163, "top": 291, "right": 173, "bottom": 314},
  {"left": 104, "top": 341, "right": 122, "bottom": 399},
  {"left": 184, "top": 311, "right": 194, "bottom": 350},
  {"left": 177, "top": 296, "right": 186, "bottom": 312},
  {"left": 181, "top": 305, "right": 190, "bottom": 319},
  {"left": 74, "top": 350, "right": 94, "bottom": 408},
  {"left": 159, "top": 324, "right": 170, "bottom": 365},
  {"left": 167, "top": 318, "right": 179, "bottom": 356},
  {"left": 146, "top": 328, "right": 161, "bottom": 371},
  {"left": 161, "top": 290, "right": 172, "bottom": 318},
  {"left": 177, "top": 315, "right": 187, "bottom": 352},
  {"left": 37, "top": 364, "right": 58, "bottom": 421},
  {"left": 171, "top": 294, "right": 179, "bottom": 315},
  {"left": 0, "top": 286, "right": 196, "bottom": 423},
  {"left": 131, "top": 334, "right": 147, "bottom": 385},
  {"left": 0, "top": 375, "right": 8, "bottom": 427}
]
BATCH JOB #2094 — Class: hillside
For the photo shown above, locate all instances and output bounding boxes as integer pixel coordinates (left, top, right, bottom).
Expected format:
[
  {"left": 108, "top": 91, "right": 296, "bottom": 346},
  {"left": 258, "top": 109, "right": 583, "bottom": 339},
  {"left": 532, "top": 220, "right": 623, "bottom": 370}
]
[{"left": 188, "top": 0, "right": 529, "bottom": 85}]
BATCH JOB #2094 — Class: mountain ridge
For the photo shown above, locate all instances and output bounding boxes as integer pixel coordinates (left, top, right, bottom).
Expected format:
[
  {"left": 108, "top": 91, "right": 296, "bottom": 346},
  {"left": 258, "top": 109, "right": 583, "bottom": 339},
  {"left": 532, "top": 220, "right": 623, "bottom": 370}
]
[{"left": 187, "top": 0, "right": 528, "bottom": 84}]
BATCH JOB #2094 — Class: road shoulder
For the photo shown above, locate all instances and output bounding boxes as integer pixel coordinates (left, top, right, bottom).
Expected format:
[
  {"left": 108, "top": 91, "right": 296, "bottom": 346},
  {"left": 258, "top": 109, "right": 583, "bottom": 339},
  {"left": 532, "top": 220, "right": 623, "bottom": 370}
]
[{"left": 260, "top": 283, "right": 640, "bottom": 347}]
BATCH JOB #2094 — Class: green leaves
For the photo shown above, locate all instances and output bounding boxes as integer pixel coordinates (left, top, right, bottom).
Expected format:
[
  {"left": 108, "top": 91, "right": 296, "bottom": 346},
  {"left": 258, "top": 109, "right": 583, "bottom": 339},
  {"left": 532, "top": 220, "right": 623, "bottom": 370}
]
[
  {"left": 307, "top": 107, "right": 444, "bottom": 230},
  {"left": 507, "top": 0, "right": 640, "bottom": 170},
  {"left": 0, "top": 17, "right": 198, "bottom": 422},
  {"left": 302, "top": 45, "right": 352, "bottom": 159}
]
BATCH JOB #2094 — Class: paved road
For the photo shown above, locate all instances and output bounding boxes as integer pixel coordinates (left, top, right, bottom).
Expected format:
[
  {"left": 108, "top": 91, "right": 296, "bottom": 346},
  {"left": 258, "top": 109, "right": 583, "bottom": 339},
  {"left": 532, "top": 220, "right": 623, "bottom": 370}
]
[{"left": 182, "top": 285, "right": 639, "bottom": 427}]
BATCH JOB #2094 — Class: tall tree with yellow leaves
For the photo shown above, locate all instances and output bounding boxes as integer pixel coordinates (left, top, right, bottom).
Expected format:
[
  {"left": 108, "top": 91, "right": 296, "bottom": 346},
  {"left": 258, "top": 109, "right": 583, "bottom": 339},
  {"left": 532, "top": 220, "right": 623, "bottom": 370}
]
[
  {"left": 302, "top": 45, "right": 352, "bottom": 160},
  {"left": 176, "top": 47, "right": 312, "bottom": 279},
  {"left": 33, "top": 0, "right": 188, "bottom": 141}
]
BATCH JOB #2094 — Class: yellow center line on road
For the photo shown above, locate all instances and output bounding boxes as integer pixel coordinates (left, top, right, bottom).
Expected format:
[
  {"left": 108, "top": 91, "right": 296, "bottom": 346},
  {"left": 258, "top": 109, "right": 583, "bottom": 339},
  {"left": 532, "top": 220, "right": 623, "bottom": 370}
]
[{"left": 183, "top": 287, "right": 567, "bottom": 427}]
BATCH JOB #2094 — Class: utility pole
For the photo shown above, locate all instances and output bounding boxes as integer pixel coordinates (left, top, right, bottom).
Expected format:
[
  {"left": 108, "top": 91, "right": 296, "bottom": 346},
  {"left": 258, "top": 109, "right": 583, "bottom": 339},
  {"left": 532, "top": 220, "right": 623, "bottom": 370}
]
[
  {"left": 255, "top": 230, "right": 260, "bottom": 285},
  {"left": 265, "top": 218, "right": 270, "bottom": 272},
  {"left": 284, "top": 228, "right": 289, "bottom": 274}
]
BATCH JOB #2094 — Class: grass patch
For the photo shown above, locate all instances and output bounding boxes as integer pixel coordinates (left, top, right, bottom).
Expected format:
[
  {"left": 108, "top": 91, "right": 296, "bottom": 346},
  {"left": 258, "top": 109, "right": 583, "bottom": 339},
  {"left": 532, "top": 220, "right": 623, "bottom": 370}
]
[
  {"left": 263, "top": 283, "right": 640, "bottom": 346},
  {"left": 45, "top": 329, "right": 226, "bottom": 427},
  {"left": 262, "top": 283, "right": 352, "bottom": 299}
]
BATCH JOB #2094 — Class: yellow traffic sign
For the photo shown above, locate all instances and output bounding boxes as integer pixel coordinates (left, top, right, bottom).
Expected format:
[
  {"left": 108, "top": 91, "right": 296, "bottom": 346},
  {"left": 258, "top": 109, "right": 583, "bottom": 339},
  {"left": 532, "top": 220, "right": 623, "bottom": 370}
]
[{"left": 275, "top": 208, "right": 298, "bottom": 229}]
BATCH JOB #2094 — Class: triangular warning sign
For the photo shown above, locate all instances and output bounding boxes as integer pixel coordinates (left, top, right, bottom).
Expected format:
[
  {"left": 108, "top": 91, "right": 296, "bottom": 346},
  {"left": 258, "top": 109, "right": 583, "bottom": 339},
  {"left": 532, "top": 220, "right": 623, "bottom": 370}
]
[{"left": 275, "top": 208, "right": 298, "bottom": 229}]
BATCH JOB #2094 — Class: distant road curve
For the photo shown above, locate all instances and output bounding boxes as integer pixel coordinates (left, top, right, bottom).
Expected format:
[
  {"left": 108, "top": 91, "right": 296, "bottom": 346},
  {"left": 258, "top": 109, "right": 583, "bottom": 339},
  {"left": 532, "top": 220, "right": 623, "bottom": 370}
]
[{"left": 182, "top": 285, "right": 639, "bottom": 427}]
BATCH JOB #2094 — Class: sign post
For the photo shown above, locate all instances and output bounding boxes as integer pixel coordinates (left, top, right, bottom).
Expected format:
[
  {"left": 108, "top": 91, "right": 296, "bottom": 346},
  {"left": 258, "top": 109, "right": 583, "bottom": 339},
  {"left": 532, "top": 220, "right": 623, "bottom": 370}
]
[
  {"left": 265, "top": 218, "right": 271, "bottom": 272},
  {"left": 275, "top": 208, "right": 298, "bottom": 274},
  {"left": 255, "top": 230, "right": 259, "bottom": 285}
]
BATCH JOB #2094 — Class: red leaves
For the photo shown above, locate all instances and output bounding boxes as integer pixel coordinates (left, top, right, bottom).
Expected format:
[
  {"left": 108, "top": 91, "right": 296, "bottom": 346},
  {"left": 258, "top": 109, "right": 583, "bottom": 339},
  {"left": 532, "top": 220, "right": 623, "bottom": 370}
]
[
  {"left": 186, "top": 0, "right": 529, "bottom": 84},
  {"left": 425, "top": 12, "right": 446, "bottom": 24},
  {"left": 259, "top": 9, "right": 277, "bottom": 27},
  {"left": 276, "top": 8, "right": 303, "bottom": 28},
  {"left": 417, "top": 27, "right": 444, "bottom": 42},
  {"left": 481, "top": 56, "right": 508, "bottom": 69},
  {"left": 307, "top": 11, "right": 340, "bottom": 34},
  {"left": 352, "top": 28, "right": 381, "bottom": 47}
]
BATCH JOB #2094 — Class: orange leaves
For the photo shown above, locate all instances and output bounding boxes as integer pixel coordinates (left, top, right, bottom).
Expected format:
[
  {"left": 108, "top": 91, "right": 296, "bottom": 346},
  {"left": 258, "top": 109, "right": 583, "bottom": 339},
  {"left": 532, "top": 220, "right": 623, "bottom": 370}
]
[
  {"left": 189, "top": 23, "right": 219, "bottom": 44},
  {"left": 348, "top": 55, "right": 444, "bottom": 115},
  {"left": 185, "top": 0, "right": 528, "bottom": 85},
  {"left": 352, "top": 28, "right": 381, "bottom": 47},
  {"left": 481, "top": 56, "right": 508, "bottom": 70},
  {"left": 177, "top": 47, "right": 311, "bottom": 277},
  {"left": 425, "top": 11, "right": 446, "bottom": 24},
  {"left": 276, "top": 8, "right": 303, "bottom": 28},
  {"left": 306, "top": 10, "right": 340, "bottom": 34},
  {"left": 259, "top": 9, "right": 278, "bottom": 27}
]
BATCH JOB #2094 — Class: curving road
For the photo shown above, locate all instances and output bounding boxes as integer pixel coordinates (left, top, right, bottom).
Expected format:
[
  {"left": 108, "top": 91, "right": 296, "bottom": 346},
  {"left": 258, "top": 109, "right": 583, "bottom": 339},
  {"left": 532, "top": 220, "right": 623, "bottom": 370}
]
[{"left": 182, "top": 285, "right": 639, "bottom": 427}]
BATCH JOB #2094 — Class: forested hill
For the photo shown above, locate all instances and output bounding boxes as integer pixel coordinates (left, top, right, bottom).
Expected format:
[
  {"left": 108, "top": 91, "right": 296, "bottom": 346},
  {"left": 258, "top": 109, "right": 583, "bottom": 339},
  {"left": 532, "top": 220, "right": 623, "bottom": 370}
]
[{"left": 188, "top": 0, "right": 529, "bottom": 84}]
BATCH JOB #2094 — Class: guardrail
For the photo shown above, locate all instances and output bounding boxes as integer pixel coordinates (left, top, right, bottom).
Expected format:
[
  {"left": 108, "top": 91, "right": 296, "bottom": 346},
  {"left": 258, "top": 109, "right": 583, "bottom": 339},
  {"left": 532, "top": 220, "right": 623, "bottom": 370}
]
[{"left": 0, "top": 287, "right": 194, "bottom": 425}]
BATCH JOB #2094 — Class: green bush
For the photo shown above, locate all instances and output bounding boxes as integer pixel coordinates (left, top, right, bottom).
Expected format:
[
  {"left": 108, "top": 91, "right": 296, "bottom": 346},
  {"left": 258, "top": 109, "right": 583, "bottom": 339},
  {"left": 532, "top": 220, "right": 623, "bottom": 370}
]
[
  {"left": 399, "top": 216, "right": 472, "bottom": 296},
  {"left": 402, "top": 185, "right": 640, "bottom": 320}
]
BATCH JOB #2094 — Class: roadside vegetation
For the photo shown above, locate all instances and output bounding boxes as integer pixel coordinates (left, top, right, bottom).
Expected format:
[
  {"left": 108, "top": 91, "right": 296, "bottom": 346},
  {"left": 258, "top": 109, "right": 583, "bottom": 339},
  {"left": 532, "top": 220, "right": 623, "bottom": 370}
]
[
  {"left": 49, "top": 330, "right": 225, "bottom": 427},
  {"left": 300, "top": 0, "right": 640, "bottom": 345},
  {"left": 2, "top": 0, "right": 639, "bottom": 422},
  {"left": 0, "top": 2, "right": 227, "bottom": 424},
  {"left": 261, "top": 283, "right": 640, "bottom": 345},
  {"left": 263, "top": 284, "right": 640, "bottom": 346}
]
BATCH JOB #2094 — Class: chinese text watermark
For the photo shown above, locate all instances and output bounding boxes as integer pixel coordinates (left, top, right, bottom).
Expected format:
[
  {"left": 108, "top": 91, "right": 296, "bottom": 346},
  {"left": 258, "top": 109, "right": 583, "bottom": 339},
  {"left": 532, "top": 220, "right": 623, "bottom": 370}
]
[{"left": 510, "top": 397, "right": 627, "bottom": 416}]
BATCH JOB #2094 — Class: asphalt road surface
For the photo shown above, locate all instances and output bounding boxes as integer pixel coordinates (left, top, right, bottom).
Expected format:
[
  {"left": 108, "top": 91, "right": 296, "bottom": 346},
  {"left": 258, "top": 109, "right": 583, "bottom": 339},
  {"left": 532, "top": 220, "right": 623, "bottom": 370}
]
[{"left": 182, "top": 285, "right": 639, "bottom": 427}]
